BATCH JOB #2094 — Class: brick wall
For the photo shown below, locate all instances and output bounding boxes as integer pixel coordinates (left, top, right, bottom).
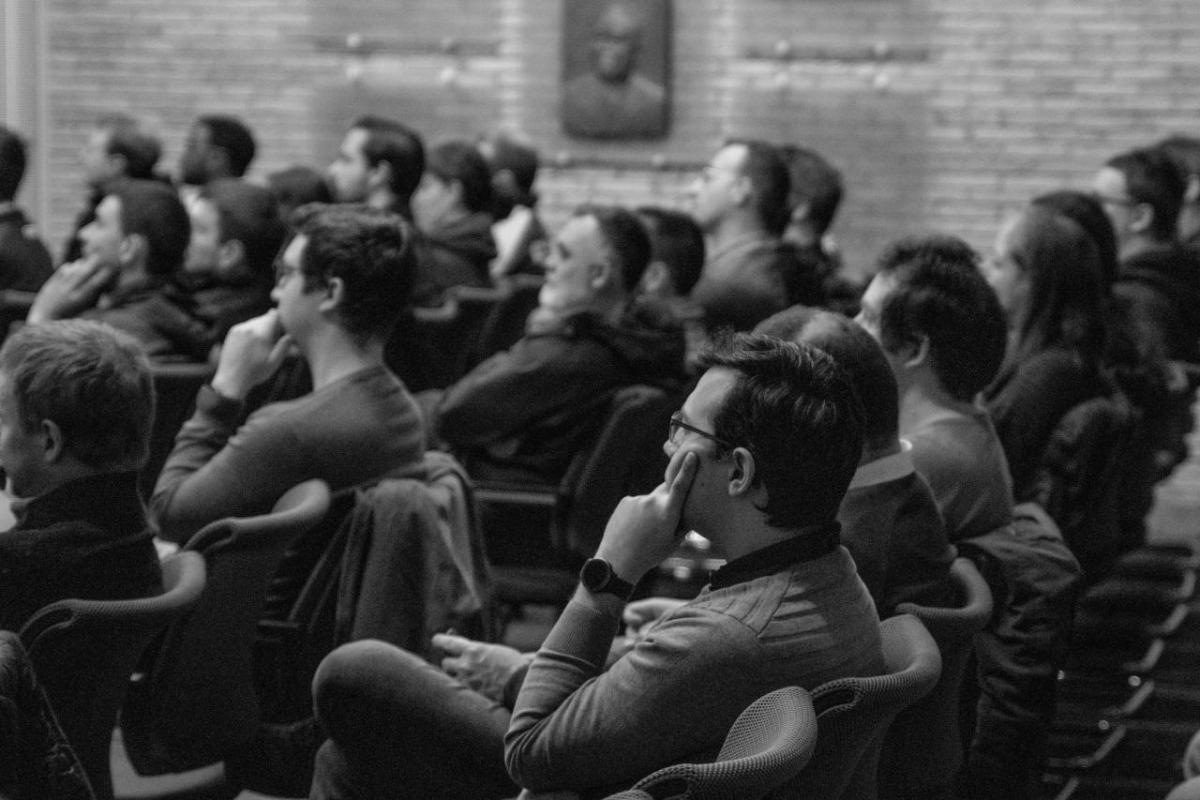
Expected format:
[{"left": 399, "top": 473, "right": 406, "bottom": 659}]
[{"left": 29, "top": 0, "right": 1200, "bottom": 278}]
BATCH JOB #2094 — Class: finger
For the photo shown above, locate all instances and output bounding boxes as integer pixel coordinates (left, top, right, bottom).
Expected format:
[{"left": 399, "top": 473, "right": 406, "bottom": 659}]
[
  {"left": 440, "top": 656, "right": 463, "bottom": 675},
  {"left": 79, "top": 263, "right": 116, "bottom": 293},
  {"left": 664, "top": 452, "right": 697, "bottom": 514},
  {"left": 266, "top": 333, "right": 293, "bottom": 369},
  {"left": 432, "top": 633, "right": 468, "bottom": 654}
]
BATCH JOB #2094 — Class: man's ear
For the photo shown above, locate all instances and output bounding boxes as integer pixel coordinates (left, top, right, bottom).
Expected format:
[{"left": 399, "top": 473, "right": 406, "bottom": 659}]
[
  {"left": 1129, "top": 202, "right": 1155, "bottom": 236},
  {"left": 641, "top": 261, "right": 670, "bottom": 295},
  {"left": 727, "top": 447, "right": 756, "bottom": 498},
  {"left": 730, "top": 174, "right": 752, "bottom": 208},
  {"left": 118, "top": 233, "right": 147, "bottom": 268},
  {"left": 369, "top": 160, "right": 394, "bottom": 194},
  {"left": 216, "top": 239, "right": 246, "bottom": 273},
  {"left": 1186, "top": 175, "right": 1200, "bottom": 204},
  {"left": 589, "top": 259, "right": 616, "bottom": 291},
  {"left": 39, "top": 419, "right": 65, "bottom": 464},
  {"left": 318, "top": 275, "right": 346, "bottom": 314},
  {"left": 900, "top": 336, "right": 930, "bottom": 370}
]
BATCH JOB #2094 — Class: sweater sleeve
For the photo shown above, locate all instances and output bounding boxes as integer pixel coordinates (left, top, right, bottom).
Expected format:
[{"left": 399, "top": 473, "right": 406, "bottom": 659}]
[
  {"left": 504, "top": 599, "right": 765, "bottom": 793},
  {"left": 149, "top": 385, "right": 309, "bottom": 543}
]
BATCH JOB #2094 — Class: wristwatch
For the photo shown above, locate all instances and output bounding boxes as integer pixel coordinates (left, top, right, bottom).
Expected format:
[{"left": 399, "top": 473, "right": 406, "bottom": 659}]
[{"left": 579, "top": 558, "right": 635, "bottom": 600}]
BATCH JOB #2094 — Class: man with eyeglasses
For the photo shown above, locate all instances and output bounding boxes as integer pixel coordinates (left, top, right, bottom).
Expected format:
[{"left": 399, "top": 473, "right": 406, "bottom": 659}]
[
  {"left": 688, "top": 139, "right": 825, "bottom": 332},
  {"left": 427, "top": 204, "right": 685, "bottom": 496},
  {"left": 150, "top": 203, "right": 425, "bottom": 543},
  {"left": 307, "top": 334, "right": 882, "bottom": 799}
]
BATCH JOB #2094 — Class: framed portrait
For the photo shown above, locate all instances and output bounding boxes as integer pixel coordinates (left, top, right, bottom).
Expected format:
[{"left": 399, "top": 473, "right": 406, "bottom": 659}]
[{"left": 561, "top": 0, "right": 672, "bottom": 140}]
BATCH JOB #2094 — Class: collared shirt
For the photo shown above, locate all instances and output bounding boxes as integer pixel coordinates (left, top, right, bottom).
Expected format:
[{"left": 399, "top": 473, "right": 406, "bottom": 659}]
[{"left": 709, "top": 521, "right": 841, "bottom": 590}]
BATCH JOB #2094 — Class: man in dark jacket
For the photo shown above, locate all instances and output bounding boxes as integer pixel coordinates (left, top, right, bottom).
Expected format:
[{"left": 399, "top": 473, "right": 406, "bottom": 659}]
[
  {"left": 0, "top": 126, "right": 52, "bottom": 293},
  {"left": 0, "top": 320, "right": 162, "bottom": 633},
  {"left": 431, "top": 204, "right": 685, "bottom": 484}
]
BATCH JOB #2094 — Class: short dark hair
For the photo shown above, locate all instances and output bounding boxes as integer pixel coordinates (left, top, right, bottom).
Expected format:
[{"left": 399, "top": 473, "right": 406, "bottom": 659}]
[
  {"left": 1105, "top": 147, "right": 1185, "bottom": 242},
  {"left": 267, "top": 165, "right": 333, "bottom": 220},
  {"left": 0, "top": 320, "right": 153, "bottom": 471},
  {"left": 198, "top": 115, "right": 257, "bottom": 177},
  {"left": 352, "top": 115, "right": 426, "bottom": 216},
  {"left": 0, "top": 126, "right": 27, "bottom": 201},
  {"left": 635, "top": 206, "right": 705, "bottom": 296},
  {"left": 99, "top": 114, "right": 162, "bottom": 180},
  {"left": 1156, "top": 135, "right": 1200, "bottom": 186},
  {"left": 110, "top": 179, "right": 191, "bottom": 275},
  {"left": 779, "top": 145, "right": 844, "bottom": 237},
  {"left": 728, "top": 139, "right": 791, "bottom": 236},
  {"left": 756, "top": 307, "right": 897, "bottom": 456},
  {"left": 291, "top": 203, "right": 416, "bottom": 341},
  {"left": 200, "top": 178, "right": 287, "bottom": 282},
  {"left": 1000, "top": 205, "right": 1106, "bottom": 364},
  {"left": 1032, "top": 190, "right": 1119, "bottom": 288},
  {"left": 696, "top": 333, "right": 864, "bottom": 529},
  {"left": 875, "top": 234, "right": 1008, "bottom": 402},
  {"left": 574, "top": 204, "right": 652, "bottom": 293},
  {"left": 426, "top": 139, "right": 493, "bottom": 214}
]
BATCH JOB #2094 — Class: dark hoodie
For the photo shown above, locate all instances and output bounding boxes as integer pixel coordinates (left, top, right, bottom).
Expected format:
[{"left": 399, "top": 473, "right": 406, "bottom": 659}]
[
  {"left": 412, "top": 211, "right": 499, "bottom": 307},
  {"left": 435, "top": 299, "right": 686, "bottom": 483},
  {"left": 1115, "top": 244, "right": 1200, "bottom": 364}
]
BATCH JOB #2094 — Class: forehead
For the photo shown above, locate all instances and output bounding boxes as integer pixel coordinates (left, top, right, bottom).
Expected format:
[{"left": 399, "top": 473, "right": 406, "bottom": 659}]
[
  {"left": 1093, "top": 166, "right": 1128, "bottom": 196},
  {"left": 282, "top": 233, "right": 308, "bottom": 265},
  {"left": 557, "top": 214, "right": 605, "bottom": 252},
  {"left": 861, "top": 272, "right": 898, "bottom": 311},
  {"left": 96, "top": 195, "right": 123, "bottom": 226},
  {"left": 187, "top": 123, "right": 211, "bottom": 145},
  {"left": 342, "top": 128, "right": 370, "bottom": 158},
  {"left": 683, "top": 367, "right": 738, "bottom": 425},
  {"left": 189, "top": 197, "right": 219, "bottom": 224},
  {"left": 711, "top": 144, "right": 746, "bottom": 173}
]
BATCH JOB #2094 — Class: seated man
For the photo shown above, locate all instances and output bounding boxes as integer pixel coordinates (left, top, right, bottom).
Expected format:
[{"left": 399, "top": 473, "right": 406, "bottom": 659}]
[
  {"left": 183, "top": 177, "right": 287, "bottom": 350},
  {"left": 150, "top": 204, "right": 425, "bottom": 543},
  {"left": 855, "top": 234, "right": 1014, "bottom": 543},
  {"left": 27, "top": 178, "right": 210, "bottom": 361},
  {"left": 0, "top": 320, "right": 161, "bottom": 632},
  {"left": 0, "top": 126, "right": 52, "bottom": 293},
  {"left": 430, "top": 204, "right": 686, "bottom": 484},
  {"left": 756, "top": 306, "right": 954, "bottom": 617},
  {"left": 410, "top": 138, "right": 497, "bottom": 306},
  {"left": 309, "top": 334, "right": 883, "bottom": 798}
]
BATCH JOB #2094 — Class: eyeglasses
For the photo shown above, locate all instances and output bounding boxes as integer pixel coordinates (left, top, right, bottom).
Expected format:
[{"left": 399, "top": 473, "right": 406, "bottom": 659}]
[
  {"left": 274, "top": 261, "right": 302, "bottom": 285},
  {"left": 668, "top": 411, "right": 734, "bottom": 450}
]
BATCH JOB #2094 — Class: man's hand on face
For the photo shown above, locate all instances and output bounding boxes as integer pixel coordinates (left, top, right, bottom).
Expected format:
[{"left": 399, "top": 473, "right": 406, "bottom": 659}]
[
  {"left": 210, "top": 309, "right": 292, "bottom": 401},
  {"left": 594, "top": 449, "right": 698, "bottom": 585},
  {"left": 433, "top": 633, "right": 531, "bottom": 704},
  {"left": 27, "top": 259, "right": 118, "bottom": 324}
]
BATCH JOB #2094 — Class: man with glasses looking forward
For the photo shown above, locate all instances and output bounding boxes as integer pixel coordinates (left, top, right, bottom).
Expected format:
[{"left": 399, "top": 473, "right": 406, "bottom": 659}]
[
  {"left": 150, "top": 203, "right": 426, "bottom": 542},
  {"left": 307, "top": 333, "right": 883, "bottom": 799}
]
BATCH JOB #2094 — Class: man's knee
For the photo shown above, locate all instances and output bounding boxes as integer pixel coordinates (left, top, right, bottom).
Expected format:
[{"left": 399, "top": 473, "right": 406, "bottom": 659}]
[{"left": 312, "top": 640, "right": 424, "bottom": 725}]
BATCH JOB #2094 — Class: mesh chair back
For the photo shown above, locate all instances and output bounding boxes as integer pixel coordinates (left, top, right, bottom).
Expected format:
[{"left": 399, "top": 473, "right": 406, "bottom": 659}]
[
  {"left": 879, "top": 558, "right": 994, "bottom": 799},
  {"left": 18, "top": 552, "right": 206, "bottom": 800},
  {"left": 139, "top": 361, "right": 215, "bottom": 498},
  {"left": 121, "top": 480, "right": 330, "bottom": 775},
  {"left": 783, "top": 614, "right": 941, "bottom": 800},
  {"left": 623, "top": 686, "right": 817, "bottom": 800}
]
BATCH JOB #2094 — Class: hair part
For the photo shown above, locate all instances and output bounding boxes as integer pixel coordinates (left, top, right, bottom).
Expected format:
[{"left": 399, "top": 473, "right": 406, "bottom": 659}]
[
  {"left": 0, "top": 320, "right": 154, "bottom": 471},
  {"left": 876, "top": 234, "right": 1008, "bottom": 401},
  {"left": 696, "top": 333, "right": 864, "bottom": 529}
]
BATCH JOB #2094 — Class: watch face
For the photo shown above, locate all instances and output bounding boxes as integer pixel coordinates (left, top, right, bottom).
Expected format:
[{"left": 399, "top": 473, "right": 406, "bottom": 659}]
[{"left": 581, "top": 558, "right": 612, "bottom": 591}]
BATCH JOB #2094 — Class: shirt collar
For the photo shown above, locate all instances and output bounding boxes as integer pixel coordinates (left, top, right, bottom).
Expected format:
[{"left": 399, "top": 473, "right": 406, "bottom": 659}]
[
  {"left": 847, "top": 440, "right": 914, "bottom": 490},
  {"left": 708, "top": 521, "right": 841, "bottom": 590}
]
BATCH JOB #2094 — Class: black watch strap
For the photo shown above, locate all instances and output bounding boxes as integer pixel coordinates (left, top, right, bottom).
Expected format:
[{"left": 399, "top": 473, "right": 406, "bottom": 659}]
[{"left": 580, "top": 558, "right": 635, "bottom": 599}]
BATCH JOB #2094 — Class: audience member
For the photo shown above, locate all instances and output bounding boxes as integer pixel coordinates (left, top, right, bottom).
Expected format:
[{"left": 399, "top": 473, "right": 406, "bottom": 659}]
[
  {"left": 309, "top": 334, "right": 882, "bottom": 798},
  {"left": 757, "top": 306, "right": 954, "bottom": 617},
  {"left": 150, "top": 204, "right": 425, "bottom": 542},
  {"left": 64, "top": 113, "right": 163, "bottom": 264},
  {"left": 980, "top": 204, "right": 1110, "bottom": 499},
  {"left": 266, "top": 165, "right": 332, "bottom": 222},
  {"left": 0, "top": 320, "right": 161, "bottom": 632},
  {"left": 429, "top": 204, "right": 685, "bottom": 485},
  {"left": 1155, "top": 134, "right": 1200, "bottom": 250},
  {"left": 634, "top": 205, "right": 705, "bottom": 303},
  {"left": 478, "top": 131, "right": 546, "bottom": 279},
  {"left": 856, "top": 234, "right": 1013, "bottom": 542},
  {"left": 28, "top": 179, "right": 211, "bottom": 361},
  {"left": 689, "top": 139, "right": 823, "bottom": 332},
  {"left": 327, "top": 115, "right": 425, "bottom": 220},
  {"left": 779, "top": 144, "right": 861, "bottom": 315},
  {"left": 411, "top": 138, "right": 497, "bottom": 306},
  {"left": 0, "top": 126, "right": 52, "bottom": 293},
  {"left": 182, "top": 178, "right": 287, "bottom": 349},
  {"left": 178, "top": 114, "right": 257, "bottom": 189}
]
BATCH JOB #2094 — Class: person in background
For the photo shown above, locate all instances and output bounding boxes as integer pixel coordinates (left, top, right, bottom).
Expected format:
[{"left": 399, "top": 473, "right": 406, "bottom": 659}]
[{"left": 0, "top": 126, "right": 52, "bottom": 293}]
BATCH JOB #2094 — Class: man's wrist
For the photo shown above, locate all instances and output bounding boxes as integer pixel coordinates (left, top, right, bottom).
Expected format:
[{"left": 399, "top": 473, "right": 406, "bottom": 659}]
[{"left": 210, "top": 371, "right": 249, "bottom": 402}]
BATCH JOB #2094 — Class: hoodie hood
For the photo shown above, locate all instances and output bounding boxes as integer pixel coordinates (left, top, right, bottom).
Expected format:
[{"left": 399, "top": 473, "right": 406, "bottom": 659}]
[
  {"left": 425, "top": 211, "right": 499, "bottom": 264},
  {"left": 561, "top": 298, "right": 687, "bottom": 387}
]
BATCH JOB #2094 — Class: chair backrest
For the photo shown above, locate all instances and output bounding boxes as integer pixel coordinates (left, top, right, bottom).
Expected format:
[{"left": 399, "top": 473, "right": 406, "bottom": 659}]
[
  {"left": 624, "top": 686, "right": 818, "bottom": 800},
  {"left": 878, "top": 557, "right": 994, "bottom": 798},
  {"left": 556, "top": 383, "right": 678, "bottom": 554},
  {"left": 470, "top": 273, "right": 543, "bottom": 365},
  {"left": 0, "top": 289, "right": 35, "bottom": 346},
  {"left": 139, "top": 361, "right": 215, "bottom": 497},
  {"left": 783, "top": 614, "right": 942, "bottom": 800},
  {"left": 18, "top": 552, "right": 206, "bottom": 800},
  {"left": 120, "top": 479, "right": 330, "bottom": 775},
  {"left": 1030, "top": 392, "right": 1136, "bottom": 580}
]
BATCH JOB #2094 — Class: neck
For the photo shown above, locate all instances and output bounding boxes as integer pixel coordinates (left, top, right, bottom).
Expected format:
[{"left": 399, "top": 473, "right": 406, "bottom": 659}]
[
  {"left": 706, "top": 214, "right": 767, "bottom": 252},
  {"left": 860, "top": 437, "right": 902, "bottom": 465},
  {"left": 897, "top": 378, "right": 976, "bottom": 438},
  {"left": 299, "top": 327, "right": 383, "bottom": 391},
  {"left": 1119, "top": 235, "right": 1171, "bottom": 262}
]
